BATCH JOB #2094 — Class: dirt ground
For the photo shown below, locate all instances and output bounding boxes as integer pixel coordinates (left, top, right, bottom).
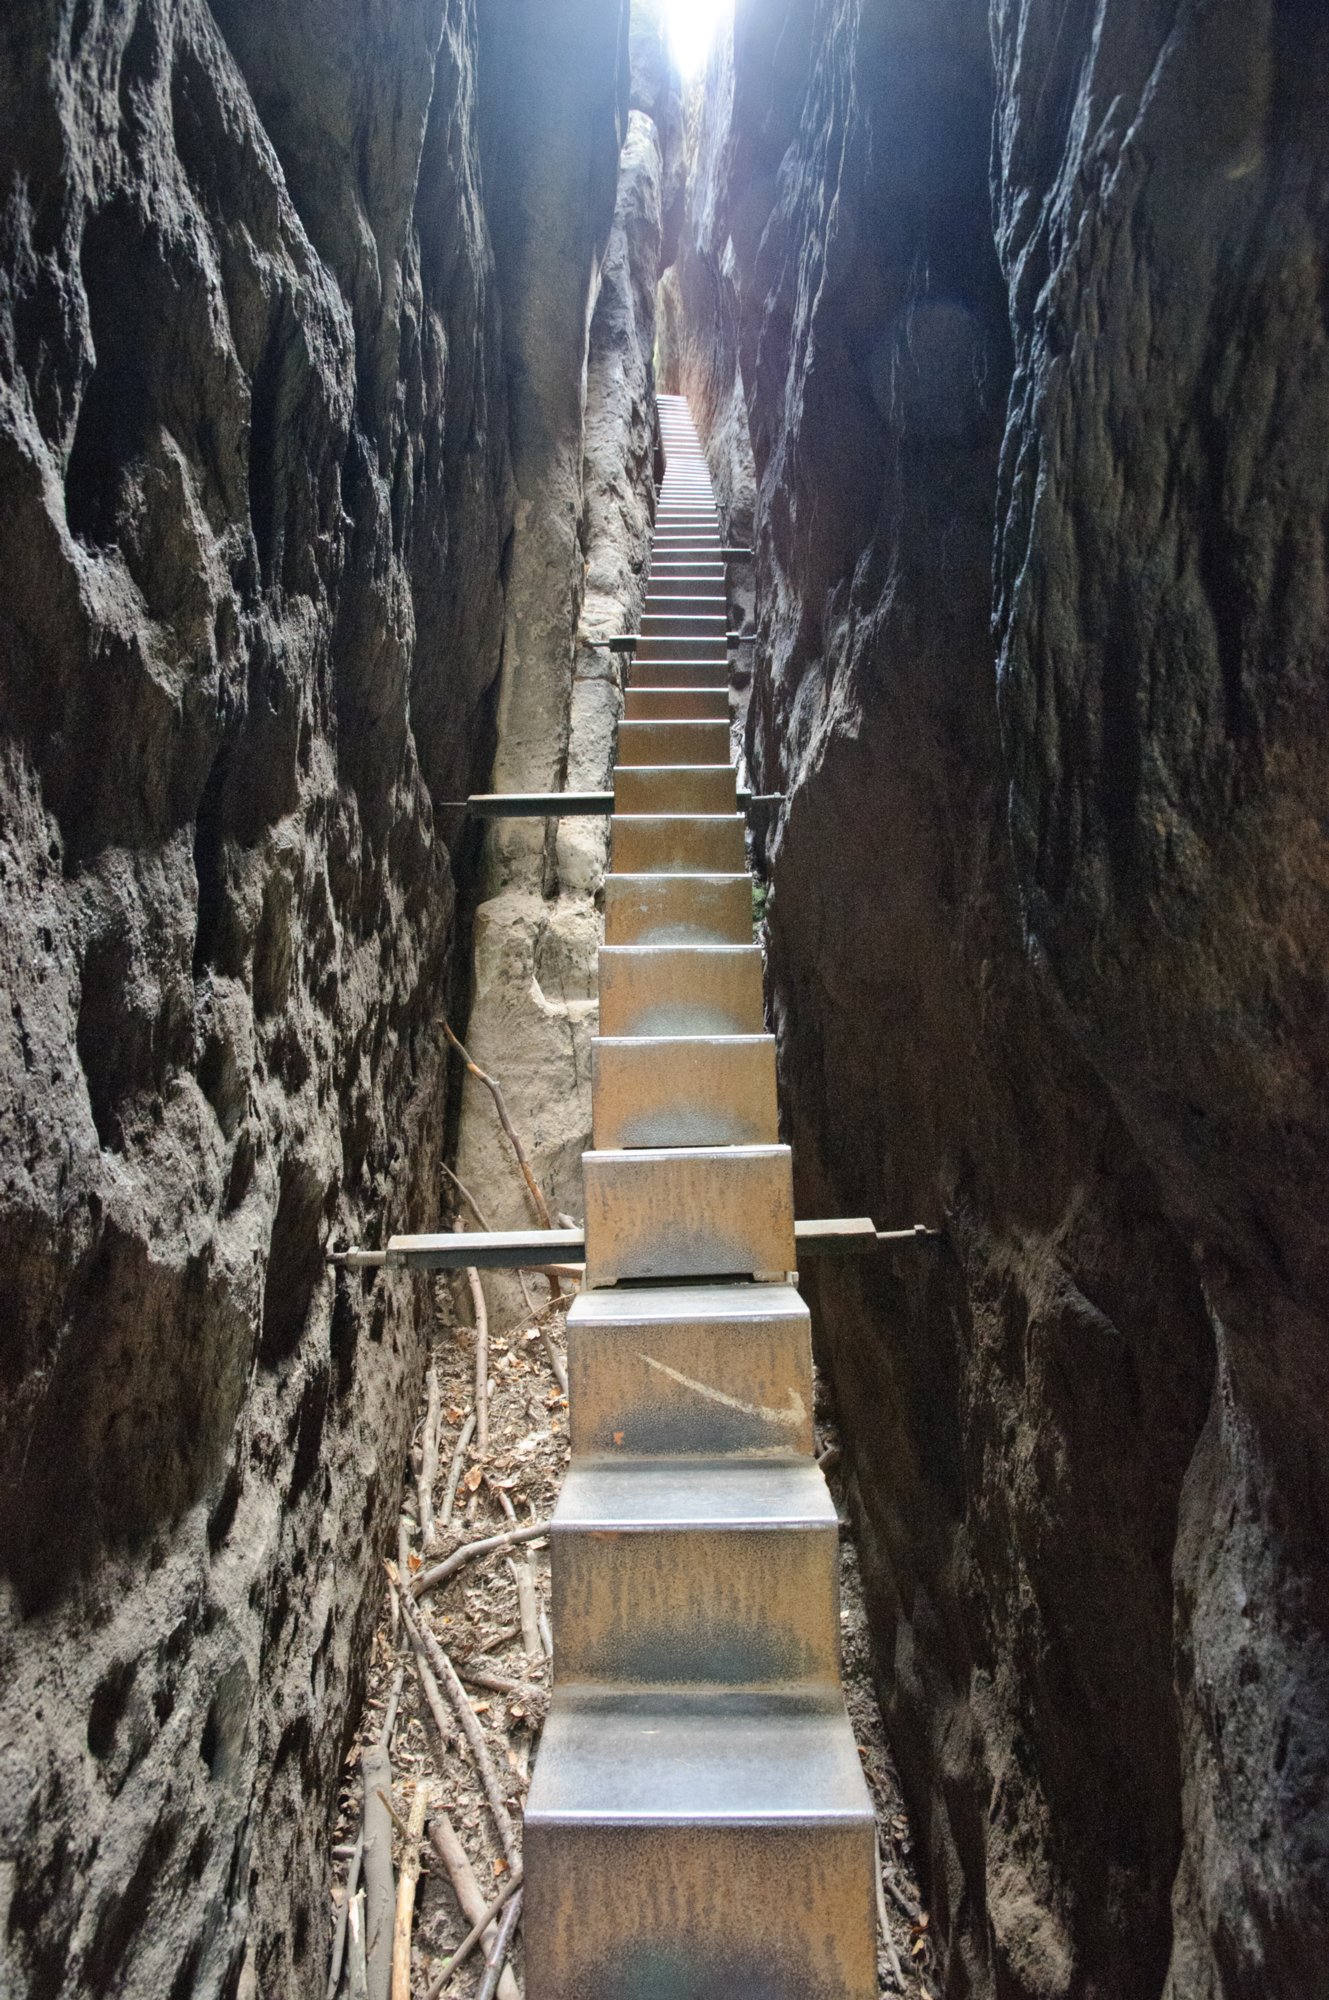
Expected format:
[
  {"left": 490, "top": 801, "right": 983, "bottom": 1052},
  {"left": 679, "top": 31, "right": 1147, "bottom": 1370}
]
[{"left": 325, "top": 1272, "right": 937, "bottom": 1997}]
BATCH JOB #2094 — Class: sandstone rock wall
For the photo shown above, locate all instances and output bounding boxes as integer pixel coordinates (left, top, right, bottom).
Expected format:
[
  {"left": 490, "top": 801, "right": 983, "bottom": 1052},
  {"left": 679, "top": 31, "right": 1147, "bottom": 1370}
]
[
  {"left": 0, "top": 3, "right": 625, "bottom": 1993},
  {"left": 668, "top": 2, "right": 1329, "bottom": 1995},
  {"left": 455, "top": 6, "right": 675, "bottom": 1314}
]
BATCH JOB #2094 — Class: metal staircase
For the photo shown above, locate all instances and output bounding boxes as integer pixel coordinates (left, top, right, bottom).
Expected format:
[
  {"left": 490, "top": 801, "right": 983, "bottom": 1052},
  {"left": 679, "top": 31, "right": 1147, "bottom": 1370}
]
[{"left": 522, "top": 396, "right": 877, "bottom": 1998}]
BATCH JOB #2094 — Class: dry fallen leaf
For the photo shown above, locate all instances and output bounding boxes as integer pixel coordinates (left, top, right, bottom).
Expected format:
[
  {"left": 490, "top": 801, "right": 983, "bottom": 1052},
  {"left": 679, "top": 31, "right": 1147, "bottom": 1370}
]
[{"left": 463, "top": 1465, "right": 484, "bottom": 1492}]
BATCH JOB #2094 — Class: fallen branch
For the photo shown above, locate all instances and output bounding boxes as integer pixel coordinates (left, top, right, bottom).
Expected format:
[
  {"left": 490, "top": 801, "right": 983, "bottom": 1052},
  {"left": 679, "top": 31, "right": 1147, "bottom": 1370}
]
[
  {"left": 507, "top": 1555, "right": 542, "bottom": 1661},
  {"left": 392, "top": 1567, "right": 518, "bottom": 1863},
  {"left": 412, "top": 1522, "right": 548, "bottom": 1599},
  {"left": 454, "top": 1662, "right": 544, "bottom": 1699},
  {"left": 441, "top": 1161, "right": 568, "bottom": 1388},
  {"left": 428, "top": 1813, "right": 520, "bottom": 2000},
  {"left": 361, "top": 1741, "right": 396, "bottom": 2000},
  {"left": 444, "top": 1022, "right": 556, "bottom": 1229},
  {"left": 876, "top": 1831, "right": 906, "bottom": 1991},
  {"left": 405, "top": 1633, "right": 457, "bottom": 1759},
  {"left": 330, "top": 1662, "right": 404, "bottom": 2000},
  {"left": 475, "top": 1888, "right": 523, "bottom": 2000},
  {"left": 538, "top": 1317, "right": 569, "bottom": 1398},
  {"left": 421, "top": 1867, "right": 523, "bottom": 1999},
  {"left": 326, "top": 1837, "right": 361, "bottom": 2000},
  {"left": 417, "top": 1363, "right": 441, "bottom": 1546},
  {"left": 347, "top": 1891, "right": 369, "bottom": 2000},
  {"left": 468, "top": 1266, "right": 489, "bottom": 1458},
  {"left": 439, "top": 1411, "right": 476, "bottom": 1532},
  {"left": 882, "top": 1864, "right": 921, "bottom": 1926},
  {"left": 390, "top": 1782, "right": 430, "bottom": 2000}
]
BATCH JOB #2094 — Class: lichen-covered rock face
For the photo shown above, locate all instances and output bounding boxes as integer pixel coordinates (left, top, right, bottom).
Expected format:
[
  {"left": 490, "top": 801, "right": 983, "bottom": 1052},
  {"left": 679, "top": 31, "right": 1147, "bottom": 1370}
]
[
  {"left": 0, "top": 2, "right": 622, "bottom": 1994},
  {"left": 670, "top": 1, "right": 1329, "bottom": 1996}
]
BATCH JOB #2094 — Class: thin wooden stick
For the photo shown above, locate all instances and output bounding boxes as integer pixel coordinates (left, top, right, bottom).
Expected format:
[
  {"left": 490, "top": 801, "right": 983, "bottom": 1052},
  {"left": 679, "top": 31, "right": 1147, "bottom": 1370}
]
[
  {"left": 378, "top": 1667, "right": 405, "bottom": 1750},
  {"left": 475, "top": 1888, "right": 523, "bottom": 2000},
  {"left": 444, "top": 1022, "right": 555, "bottom": 1227},
  {"left": 405, "top": 1636, "right": 456, "bottom": 1758},
  {"left": 439, "top": 1411, "right": 476, "bottom": 1530},
  {"left": 537, "top": 1317, "right": 569, "bottom": 1397},
  {"left": 421, "top": 1867, "right": 523, "bottom": 1999},
  {"left": 360, "top": 1741, "right": 395, "bottom": 2000},
  {"left": 412, "top": 1522, "right": 548, "bottom": 1599},
  {"left": 507, "top": 1556, "right": 542, "bottom": 1660},
  {"left": 347, "top": 1891, "right": 369, "bottom": 2000},
  {"left": 330, "top": 1658, "right": 403, "bottom": 2000},
  {"left": 876, "top": 1831, "right": 906, "bottom": 1991},
  {"left": 454, "top": 1663, "right": 543, "bottom": 1699},
  {"left": 390, "top": 1782, "right": 430, "bottom": 2000},
  {"left": 427, "top": 1813, "right": 520, "bottom": 2000},
  {"left": 468, "top": 1266, "right": 489, "bottom": 1458},
  {"left": 392, "top": 1569, "right": 518, "bottom": 1863},
  {"left": 441, "top": 1163, "right": 539, "bottom": 1317},
  {"left": 326, "top": 1831, "right": 361, "bottom": 2000},
  {"left": 882, "top": 1862, "right": 921, "bottom": 1924},
  {"left": 417, "top": 1363, "right": 441, "bottom": 1546},
  {"left": 441, "top": 1160, "right": 567, "bottom": 1378}
]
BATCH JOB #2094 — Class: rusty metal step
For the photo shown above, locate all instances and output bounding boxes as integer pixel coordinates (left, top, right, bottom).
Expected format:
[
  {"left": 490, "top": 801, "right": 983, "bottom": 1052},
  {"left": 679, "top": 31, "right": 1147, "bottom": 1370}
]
[
  {"left": 646, "top": 575, "right": 727, "bottom": 599},
  {"left": 638, "top": 614, "right": 727, "bottom": 637},
  {"left": 566, "top": 1280, "right": 812, "bottom": 1457},
  {"left": 623, "top": 687, "right": 730, "bottom": 721},
  {"left": 597, "top": 945, "right": 763, "bottom": 1037},
  {"left": 583, "top": 1143, "right": 795, "bottom": 1285},
  {"left": 549, "top": 1455, "right": 839, "bottom": 1685},
  {"left": 613, "top": 765, "right": 737, "bottom": 816},
  {"left": 592, "top": 1034, "right": 778, "bottom": 1149},
  {"left": 635, "top": 633, "right": 730, "bottom": 664},
  {"left": 616, "top": 719, "right": 732, "bottom": 768},
  {"left": 603, "top": 873, "right": 753, "bottom": 946},
  {"left": 524, "top": 1688, "right": 876, "bottom": 2000},
  {"left": 609, "top": 814, "right": 746, "bottom": 874},
  {"left": 624, "top": 659, "right": 733, "bottom": 688}
]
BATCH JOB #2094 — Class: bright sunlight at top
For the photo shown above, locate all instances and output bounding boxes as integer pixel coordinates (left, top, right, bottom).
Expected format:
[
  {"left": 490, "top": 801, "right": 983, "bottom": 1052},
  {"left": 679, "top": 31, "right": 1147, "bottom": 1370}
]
[{"left": 664, "top": 0, "right": 726, "bottom": 80}]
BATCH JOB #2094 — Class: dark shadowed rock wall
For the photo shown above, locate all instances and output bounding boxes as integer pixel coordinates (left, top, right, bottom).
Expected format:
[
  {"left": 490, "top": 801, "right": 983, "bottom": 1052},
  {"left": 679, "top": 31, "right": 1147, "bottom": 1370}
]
[
  {"left": 0, "top": 3, "right": 627, "bottom": 1994},
  {"left": 670, "top": 2, "right": 1329, "bottom": 1996}
]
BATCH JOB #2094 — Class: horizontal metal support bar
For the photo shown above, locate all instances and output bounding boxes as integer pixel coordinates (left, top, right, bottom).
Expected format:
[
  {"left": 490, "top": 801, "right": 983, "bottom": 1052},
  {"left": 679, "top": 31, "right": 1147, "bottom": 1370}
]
[
  {"left": 445, "top": 791, "right": 784, "bottom": 818},
  {"left": 588, "top": 632, "right": 756, "bottom": 648},
  {"left": 329, "top": 1218, "right": 938, "bottom": 1272}
]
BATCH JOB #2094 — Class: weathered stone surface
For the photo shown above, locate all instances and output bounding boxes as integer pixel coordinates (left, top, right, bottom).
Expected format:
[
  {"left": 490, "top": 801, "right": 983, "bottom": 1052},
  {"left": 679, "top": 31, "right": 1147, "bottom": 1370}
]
[
  {"left": 457, "top": 14, "right": 675, "bottom": 1318},
  {"left": 989, "top": 8, "right": 1329, "bottom": 1992},
  {"left": 669, "top": 1, "right": 1329, "bottom": 1996},
  {"left": 0, "top": 2, "right": 617, "bottom": 1993}
]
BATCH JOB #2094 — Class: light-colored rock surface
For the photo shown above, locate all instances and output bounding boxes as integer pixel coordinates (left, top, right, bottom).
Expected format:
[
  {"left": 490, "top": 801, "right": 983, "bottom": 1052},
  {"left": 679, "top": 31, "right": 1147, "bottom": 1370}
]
[{"left": 457, "top": 48, "right": 676, "bottom": 1318}]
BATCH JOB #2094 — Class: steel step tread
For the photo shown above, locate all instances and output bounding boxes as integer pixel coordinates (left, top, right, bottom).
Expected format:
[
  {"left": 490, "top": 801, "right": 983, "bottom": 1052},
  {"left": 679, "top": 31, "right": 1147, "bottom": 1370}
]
[
  {"left": 568, "top": 1279, "right": 805, "bottom": 1326},
  {"left": 526, "top": 1684, "right": 873, "bottom": 1825},
  {"left": 553, "top": 1452, "right": 833, "bottom": 1531}
]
